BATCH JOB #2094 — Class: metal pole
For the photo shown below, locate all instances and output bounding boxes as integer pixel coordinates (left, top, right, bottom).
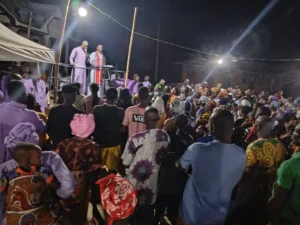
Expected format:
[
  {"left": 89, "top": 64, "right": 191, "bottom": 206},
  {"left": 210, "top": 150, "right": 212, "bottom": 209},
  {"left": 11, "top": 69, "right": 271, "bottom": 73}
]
[
  {"left": 154, "top": 23, "right": 160, "bottom": 82},
  {"left": 54, "top": 0, "right": 71, "bottom": 102},
  {"left": 124, "top": 7, "right": 138, "bottom": 87},
  {"left": 27, "top": 12, "right": 33, "bottom": 39}
]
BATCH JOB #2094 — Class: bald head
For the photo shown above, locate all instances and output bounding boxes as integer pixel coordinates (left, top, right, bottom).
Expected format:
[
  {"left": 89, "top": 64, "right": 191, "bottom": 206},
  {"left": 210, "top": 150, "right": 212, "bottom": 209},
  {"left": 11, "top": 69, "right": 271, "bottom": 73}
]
[
  {"left": 255, "top": 115, "right": 274, "bottom": 138},
  {"left": 144, "top": 106, "right": 160, "bottom": 128},
  {"left": 209, "top": 109, "right": 234, "bottom": 143},
  {"left": 81, "top": 40, "right": 88, "bottom": 50}
]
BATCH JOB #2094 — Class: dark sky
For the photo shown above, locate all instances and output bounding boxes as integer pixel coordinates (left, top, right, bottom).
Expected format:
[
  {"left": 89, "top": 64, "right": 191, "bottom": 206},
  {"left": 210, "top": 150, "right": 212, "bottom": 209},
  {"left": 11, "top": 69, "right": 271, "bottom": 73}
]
[{"left": 40, "top": 0, "right": 300, "bottom": 81}]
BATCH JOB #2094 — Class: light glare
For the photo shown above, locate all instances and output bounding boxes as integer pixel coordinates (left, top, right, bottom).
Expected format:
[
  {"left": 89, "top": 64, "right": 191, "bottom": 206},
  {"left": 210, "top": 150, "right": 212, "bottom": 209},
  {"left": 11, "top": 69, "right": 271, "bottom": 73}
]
[
  {"left": 78, "top": 7, "right": 87, "bottom": 17},
  {"left": 217, "top": 59, "right": 223, "bottom": 65}
]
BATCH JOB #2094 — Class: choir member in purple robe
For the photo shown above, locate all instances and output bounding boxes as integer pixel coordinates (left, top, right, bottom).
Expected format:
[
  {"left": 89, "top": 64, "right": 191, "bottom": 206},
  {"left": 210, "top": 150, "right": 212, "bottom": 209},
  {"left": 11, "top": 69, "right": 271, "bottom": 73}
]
[
  {"left": 143, "top": 75, "right": 152, "bottom": 88},
  {"left": 1, "top": 74, "right": 22, "bottom": 102},
  {"left": 0, "top": 81, "right": 45, "bottom": 164},
  {"left": 35, "top": 77, "right": 47, "bottom": 113},
  {"left": 127, "top": 74, "right": 140, "bottom": 94},
  {"left": 69, "top": 41, "right": 88, "bottom": 94},
  {"left": 22, "top": 72, "right": 34, "bottom": 95},
  {"left": 110, "top": 74, "right": 125, "bottom": 88}
]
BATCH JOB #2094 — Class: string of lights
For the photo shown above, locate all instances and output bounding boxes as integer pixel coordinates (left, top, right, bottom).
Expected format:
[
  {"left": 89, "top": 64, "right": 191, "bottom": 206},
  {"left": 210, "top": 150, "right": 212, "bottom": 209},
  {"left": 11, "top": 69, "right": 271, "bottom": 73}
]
[{"left": 87, "top": 1, "right": 300, "bottom": 62}]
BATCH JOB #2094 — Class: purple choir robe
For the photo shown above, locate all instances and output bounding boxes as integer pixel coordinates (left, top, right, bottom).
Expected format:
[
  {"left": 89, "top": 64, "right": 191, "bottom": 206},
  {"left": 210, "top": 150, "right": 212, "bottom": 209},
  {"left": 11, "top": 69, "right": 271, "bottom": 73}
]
[
  {"left": 110, "top": 79, "right": 124, "bottom": 88},
  {"left": 0, "top": 102, "right": 46, "bottom": 164},
  {"left": 35, "top": 79, "right": 47, "bottom": 113},
  {"left": 143, "top": 81, "right": 152, "bottom": 88},
  {"left": 69, "top": 46, "right": 87, "bottom": 94},
  {"left": 0, "top": 151, "right": 75, "bottom": 224},
  {"left": 22, "top": 78, "right": 34, "bottom": 95},
  {"left": 127, "top": 80, "right": 139, "bottom": 94}
]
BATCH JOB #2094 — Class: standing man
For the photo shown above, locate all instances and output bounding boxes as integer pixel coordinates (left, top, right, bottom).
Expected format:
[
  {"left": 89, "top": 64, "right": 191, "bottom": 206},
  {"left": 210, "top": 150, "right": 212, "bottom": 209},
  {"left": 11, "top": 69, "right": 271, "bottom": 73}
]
[
  {"left": 69, "top": 40, "right": 89, "bottom": 94},
  {"left": 155, "top": 79, "right": 165, "bottom": 96},
  {"left": 179, "top": 109, "right": 245, "bottom": 225},
  {"left": 122, "top": 87, "right": 149, "bottom": 138},
  {"left": 0, "top": 81, "right": 46, "bottom": 164},
  {"left": 143, "top": 75, "right": 152, "bottom": 88},
  {"left": 237, "top": 115, "right": 286, "bottom": 225},
  {"left": 93, "top": 88, "right": 124, "bottom": 170},
  {"left": 122, "top": 106, "right": 170, "bottom": 225},
  {"left": 47, "top": 84, "right": 82, "bottom": 147},
  {"left": 89, "top": 44, "right": 106, "bottom": 97}
]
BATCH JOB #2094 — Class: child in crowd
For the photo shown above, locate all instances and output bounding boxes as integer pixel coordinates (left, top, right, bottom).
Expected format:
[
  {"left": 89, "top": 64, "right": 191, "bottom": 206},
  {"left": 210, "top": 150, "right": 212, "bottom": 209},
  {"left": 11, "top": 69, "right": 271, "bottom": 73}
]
[
  {"left": 22, "top": 71, "right": 35, "bottom": 95},
  {"left": 0, "top": 143, "right": 66, "bottom": 225}
]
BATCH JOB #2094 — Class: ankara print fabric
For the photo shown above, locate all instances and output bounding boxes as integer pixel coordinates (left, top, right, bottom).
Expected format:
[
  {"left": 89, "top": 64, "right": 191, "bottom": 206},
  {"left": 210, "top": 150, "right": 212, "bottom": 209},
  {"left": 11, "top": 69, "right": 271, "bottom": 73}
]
[
  {"left": 122, "top": 129, "right": 170, "bottom": 205},
  {"left": 245, "top": 138, "right": 286, "bottom": 174},
  {"left": 55, "top": 137, "right": 102, "bottom": 172}
]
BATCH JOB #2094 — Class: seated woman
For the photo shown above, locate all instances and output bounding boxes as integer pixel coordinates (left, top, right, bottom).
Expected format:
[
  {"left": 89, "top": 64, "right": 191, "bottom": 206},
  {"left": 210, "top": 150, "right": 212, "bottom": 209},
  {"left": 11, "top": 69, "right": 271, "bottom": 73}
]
[{"left": 0, "top": 143, "right": 66, "bottom": 225}]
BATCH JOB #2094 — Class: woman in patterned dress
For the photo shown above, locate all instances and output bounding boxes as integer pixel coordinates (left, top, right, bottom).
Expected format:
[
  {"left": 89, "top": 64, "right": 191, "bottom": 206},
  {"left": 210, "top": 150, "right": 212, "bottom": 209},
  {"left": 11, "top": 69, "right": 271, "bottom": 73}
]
[{"left": 55, "top": 114, "right": 102, "bottom": 225}]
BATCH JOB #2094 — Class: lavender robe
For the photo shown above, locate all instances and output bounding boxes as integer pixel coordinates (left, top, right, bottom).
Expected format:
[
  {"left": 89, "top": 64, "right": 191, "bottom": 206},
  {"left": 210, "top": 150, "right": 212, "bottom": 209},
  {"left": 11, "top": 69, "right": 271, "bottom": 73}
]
[
  {"left": 69, "top": 46, "right": 87, "bottom": 94},
  {"left": 127, "top": 80, "right": 139, "bottom": 94},
  {"left": 22, "top": 78, "right": 34, "bottom": 95},
  {"left": 143, "top": 81, "right": 152, "bottom": 88},
  {"left": 110, "top": 79, "right": 124, "bottom": 88},
  {"left": 0, "top": 102, "right": 46, "bottom": 164},
  {"left": 35, "top": 79, "right": 47, "bottom": 113},
  {"left": 0, "top": 151, "right": 75, "bottom": 224}
]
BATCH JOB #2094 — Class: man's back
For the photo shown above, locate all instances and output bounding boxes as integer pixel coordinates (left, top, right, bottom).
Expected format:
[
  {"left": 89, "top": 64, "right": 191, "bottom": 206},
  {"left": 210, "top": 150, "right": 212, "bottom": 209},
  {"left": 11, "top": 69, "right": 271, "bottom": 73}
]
[
  {"left": 122, "top": 105, "right": 146, "bottom": 138},
  {"left": 93, "top": 104, "right": 124, "bottom": 147},
  {"left": 180, "top": 140, "right": 245, "bottom": 225},
  {"left": 47, "top": 105, "right": 82, "bottom": 147},
  {"left": 0, "top": 102, "right": 45, "bottom": 163},
  {"left": 122, "top": 129, "right": 170, "bottom": 205},
  {"left": 274, "top": 152, "right": 300, "bottom": 224}
]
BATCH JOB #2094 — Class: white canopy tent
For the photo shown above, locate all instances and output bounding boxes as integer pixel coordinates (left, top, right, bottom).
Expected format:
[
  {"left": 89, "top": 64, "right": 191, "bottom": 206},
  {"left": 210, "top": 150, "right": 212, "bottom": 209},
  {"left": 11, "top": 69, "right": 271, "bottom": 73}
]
[{"left": 0, "top": 23, "right": 55, "bottom": 63}]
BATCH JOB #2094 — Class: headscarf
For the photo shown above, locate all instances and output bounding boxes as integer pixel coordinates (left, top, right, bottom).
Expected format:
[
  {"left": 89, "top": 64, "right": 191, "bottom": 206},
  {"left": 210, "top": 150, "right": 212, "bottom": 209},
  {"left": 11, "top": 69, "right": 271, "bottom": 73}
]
[
  {"left": 241, "top": 99, "right": 251, "bottom": 108},
  {"left": 70, "top": 114, "right": 95, "bottom": 138},
  {"left": 218, "top": 89, "right": 228, "bottom": 99},
  {"left": 152, "top": 96, "right": 165, "bottom": 114},
  {"left": 271, "top": 101, "right": 280, "bottom": 111},
  {"left": 4, "top": 122, "right": 39, "bottom": 161},
  {"left": 172, "top": 99, "right": 185, "bottom": 115},
  {"left": 96, "top": 174, "right": 137, "bottom": 225}
]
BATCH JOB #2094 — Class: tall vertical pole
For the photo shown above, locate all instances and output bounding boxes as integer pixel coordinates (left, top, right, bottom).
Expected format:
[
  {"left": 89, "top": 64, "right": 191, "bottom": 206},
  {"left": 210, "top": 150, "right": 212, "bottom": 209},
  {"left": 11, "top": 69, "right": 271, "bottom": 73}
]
[
  {"left": 124, "top": 7, "right": 138, "bottom": 87},
  {"left": 154, "top": 23, "right": 160, "bottom": 82},
  {"left": 54, "top": 0, "right": 71, "bottom": 102},
  {"left": 27, "top": 12, "right": 33, "bottom": 39}
]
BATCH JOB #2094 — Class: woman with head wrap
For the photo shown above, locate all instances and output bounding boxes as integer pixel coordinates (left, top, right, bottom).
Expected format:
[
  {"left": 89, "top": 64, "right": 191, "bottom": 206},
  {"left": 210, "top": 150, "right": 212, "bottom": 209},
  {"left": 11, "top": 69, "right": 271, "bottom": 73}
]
[{"left": 55, "top": 114, "right": 102, "bottom": 225}]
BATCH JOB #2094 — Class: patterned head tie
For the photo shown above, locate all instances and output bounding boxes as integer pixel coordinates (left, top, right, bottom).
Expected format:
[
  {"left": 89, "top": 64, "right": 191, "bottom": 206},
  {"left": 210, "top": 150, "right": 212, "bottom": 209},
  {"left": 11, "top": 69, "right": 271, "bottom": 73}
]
[{"left": 95, "top": 174, "right": 137, "bottom": 225}]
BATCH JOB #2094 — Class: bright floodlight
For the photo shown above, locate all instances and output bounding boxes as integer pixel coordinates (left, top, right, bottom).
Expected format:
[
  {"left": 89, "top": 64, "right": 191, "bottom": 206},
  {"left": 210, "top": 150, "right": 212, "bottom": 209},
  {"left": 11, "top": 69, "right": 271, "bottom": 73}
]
[
  {"left": 78, "top": 7, "right": 87, "bottom": 17},
  {"left": 217, "top": 59, "right": 223, "bottom": 65}
]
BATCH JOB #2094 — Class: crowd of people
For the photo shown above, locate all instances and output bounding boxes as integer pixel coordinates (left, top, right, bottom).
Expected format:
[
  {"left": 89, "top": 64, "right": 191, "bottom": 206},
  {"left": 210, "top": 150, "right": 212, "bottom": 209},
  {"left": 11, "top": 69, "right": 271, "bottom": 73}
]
[{"left": 0, "top": 71, "right": 300, "bottom": 225}]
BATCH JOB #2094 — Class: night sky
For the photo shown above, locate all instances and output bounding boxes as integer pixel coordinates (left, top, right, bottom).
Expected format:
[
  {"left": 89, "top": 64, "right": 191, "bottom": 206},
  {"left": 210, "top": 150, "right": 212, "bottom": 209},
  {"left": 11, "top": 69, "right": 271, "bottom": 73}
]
[{"left": 40, "top": 0, "right": 300, "bottom": 82}]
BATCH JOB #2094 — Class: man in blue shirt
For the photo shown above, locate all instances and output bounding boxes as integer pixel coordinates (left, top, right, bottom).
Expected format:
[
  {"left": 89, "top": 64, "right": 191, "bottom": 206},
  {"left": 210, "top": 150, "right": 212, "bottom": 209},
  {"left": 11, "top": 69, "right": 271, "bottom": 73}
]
[{"left": 179, "top": 109, "right": 245, "bottom": 225}]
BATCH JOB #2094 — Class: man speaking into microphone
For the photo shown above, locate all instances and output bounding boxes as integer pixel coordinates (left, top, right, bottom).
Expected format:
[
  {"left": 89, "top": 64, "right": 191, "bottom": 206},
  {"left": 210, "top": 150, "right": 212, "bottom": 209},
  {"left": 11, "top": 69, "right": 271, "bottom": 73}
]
[
  {"left": 89, "top": 44, "right": 106, "bottom": 97},
  {"left": 69, "top": 40, "right": 89, "bottom": 94}
]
